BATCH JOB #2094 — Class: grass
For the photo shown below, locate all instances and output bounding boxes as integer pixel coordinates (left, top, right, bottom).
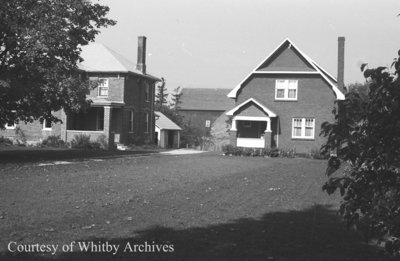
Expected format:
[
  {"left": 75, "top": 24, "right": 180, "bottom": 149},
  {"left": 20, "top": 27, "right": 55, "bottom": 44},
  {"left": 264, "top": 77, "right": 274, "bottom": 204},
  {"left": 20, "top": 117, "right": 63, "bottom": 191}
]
[{"left": 0, "top": 153, "right": 390, "bottom": 260}]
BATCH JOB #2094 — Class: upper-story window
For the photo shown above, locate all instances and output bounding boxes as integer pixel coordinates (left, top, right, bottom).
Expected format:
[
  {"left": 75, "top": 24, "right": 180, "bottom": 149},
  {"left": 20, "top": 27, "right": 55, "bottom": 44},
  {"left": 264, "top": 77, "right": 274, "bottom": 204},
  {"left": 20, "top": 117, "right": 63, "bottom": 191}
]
[
  {"left": 144, "top": 82, "right": 150, "bottom": 102},
  {"left": 275, "top": 79, "right": 298, "bottom": 100},
  {"left": 98, "top": 78, "right": 109, "bottom": 97}
]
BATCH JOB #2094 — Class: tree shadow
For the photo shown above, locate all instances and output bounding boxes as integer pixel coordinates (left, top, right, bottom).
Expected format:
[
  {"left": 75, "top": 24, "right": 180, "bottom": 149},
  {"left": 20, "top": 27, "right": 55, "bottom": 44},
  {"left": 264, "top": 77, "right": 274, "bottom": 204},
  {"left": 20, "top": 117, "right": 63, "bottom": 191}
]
[
  {"left": 1, "top": 205, "right": 390, "bottom": 261},
  {"left": 0, "top": 148, "right": 159, "bottom": 164}
]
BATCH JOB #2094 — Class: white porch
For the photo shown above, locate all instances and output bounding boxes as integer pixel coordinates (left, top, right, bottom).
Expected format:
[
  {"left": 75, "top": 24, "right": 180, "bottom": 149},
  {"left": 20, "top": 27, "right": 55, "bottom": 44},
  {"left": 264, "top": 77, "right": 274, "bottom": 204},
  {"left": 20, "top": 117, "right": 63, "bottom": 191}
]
[{"left": 237, "top": 137, "right": 265, "bottom": 148}]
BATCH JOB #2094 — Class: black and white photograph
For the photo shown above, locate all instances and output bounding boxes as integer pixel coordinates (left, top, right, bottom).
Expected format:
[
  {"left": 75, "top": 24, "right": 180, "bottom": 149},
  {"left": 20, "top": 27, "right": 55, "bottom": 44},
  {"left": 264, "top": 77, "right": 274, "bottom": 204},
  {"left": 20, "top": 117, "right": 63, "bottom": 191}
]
[{"left": 1, "top": 0, "right": 400, "bottom": 260}]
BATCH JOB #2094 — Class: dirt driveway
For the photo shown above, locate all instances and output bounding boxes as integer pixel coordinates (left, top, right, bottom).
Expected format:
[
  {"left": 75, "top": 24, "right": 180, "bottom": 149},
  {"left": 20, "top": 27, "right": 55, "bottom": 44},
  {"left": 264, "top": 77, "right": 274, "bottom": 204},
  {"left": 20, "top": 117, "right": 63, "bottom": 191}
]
[{"left": 0, "top": 153, "right": 389, "bottom": 260}]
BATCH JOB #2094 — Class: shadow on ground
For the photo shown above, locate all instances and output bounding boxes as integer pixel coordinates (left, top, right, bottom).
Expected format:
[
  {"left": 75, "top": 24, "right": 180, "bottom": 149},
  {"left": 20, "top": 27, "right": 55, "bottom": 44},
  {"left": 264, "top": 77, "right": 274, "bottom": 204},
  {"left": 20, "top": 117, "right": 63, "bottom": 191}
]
[
  {"left": 1, "top": 205, "right": 390, "bottom": 261},
  {"left": 0, "top": 148, "right": 159, "bottom": 164}
]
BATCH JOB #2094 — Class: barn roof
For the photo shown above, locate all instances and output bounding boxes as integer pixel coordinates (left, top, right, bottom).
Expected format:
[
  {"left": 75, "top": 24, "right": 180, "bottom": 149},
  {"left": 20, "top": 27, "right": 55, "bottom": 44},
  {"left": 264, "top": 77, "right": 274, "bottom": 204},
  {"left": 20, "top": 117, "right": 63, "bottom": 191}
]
[{"left": 180, "top": 88, "right": 234, "bottom": 111}]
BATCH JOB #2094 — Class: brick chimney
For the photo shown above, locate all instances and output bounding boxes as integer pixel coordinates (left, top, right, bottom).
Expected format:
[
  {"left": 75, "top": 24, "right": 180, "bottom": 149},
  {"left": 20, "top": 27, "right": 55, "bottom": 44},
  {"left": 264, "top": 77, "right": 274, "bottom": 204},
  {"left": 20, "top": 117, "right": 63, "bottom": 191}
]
[
  {"left": 337, "top": 36, "right": 345, "bottom": 93},
  {"left": 136, "top": 36, "right": 146, "bottom": 74}
]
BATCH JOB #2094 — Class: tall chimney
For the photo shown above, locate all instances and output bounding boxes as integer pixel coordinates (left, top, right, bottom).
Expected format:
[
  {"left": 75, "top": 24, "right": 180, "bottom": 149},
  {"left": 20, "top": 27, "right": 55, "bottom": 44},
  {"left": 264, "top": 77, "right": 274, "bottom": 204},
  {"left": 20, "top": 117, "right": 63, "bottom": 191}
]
[
  {"left": 337, "top": 36, "right": 345, "bottom": 93},
  {"left": 136, "top": 36, "right": 146, "bottom": 74}
]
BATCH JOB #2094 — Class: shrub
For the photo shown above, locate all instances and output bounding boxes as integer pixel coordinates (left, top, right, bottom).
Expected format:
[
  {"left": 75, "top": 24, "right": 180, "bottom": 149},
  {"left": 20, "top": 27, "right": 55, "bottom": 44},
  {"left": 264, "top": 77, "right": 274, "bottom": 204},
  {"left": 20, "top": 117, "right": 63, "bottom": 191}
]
[
  {"left": 321, "top": 51, "right": 400, "bottom": 256},
  {"left": 310, "top": 147, "right": 328, "bottom": 160},
  {"left": 41, "top": 135, "right": 66, "bottom": 148},
  {"left": 71, "top": 134, "right": 101, "bottom": 150},
  {"left": 96, "top": 135, "right": 108, "bottom": 149},
  {"left": 222, "top": 144, "right": 235, "bottom": 155},
  {"left": 14, "top": 126, "right": 26, "bottom": 145},
  {"left": 0, "top": 136, "right": 13, "bottom": 146}
]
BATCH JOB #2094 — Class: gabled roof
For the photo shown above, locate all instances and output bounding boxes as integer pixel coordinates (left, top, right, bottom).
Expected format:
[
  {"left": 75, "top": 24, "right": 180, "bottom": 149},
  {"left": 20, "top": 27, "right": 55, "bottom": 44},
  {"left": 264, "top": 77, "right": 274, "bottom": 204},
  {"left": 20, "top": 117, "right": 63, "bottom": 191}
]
[
  {"left": 180, "top": 88, "right": 234, "bottom": 111},
  {"left": 226, "top": 98, "right": 277, "bottom": 117},
  {"left": 79, "top": 43, "right": 160, "bottom": 81},
  {"left": 155, "top": 111, "right": 182, "bottom": 131},
  {"left": 227, "top": 38, "right": 345, "bottom": 100}
]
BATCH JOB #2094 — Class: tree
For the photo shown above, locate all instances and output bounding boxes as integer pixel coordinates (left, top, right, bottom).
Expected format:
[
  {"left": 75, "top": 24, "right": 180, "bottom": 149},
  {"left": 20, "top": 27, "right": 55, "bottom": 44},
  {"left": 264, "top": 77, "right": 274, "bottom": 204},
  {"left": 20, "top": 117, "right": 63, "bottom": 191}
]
[
  {"left": 321, "top": 50, "right": 400, "bottom": 255},
  {"left": 155, "top": 77, "right": 168, "bottom": 107},
  {"left": 0, "top": 0, "right": 116, "bottom": 128},
  {"left": 170, "top": 86, "right": 183, "bottom": 111}
]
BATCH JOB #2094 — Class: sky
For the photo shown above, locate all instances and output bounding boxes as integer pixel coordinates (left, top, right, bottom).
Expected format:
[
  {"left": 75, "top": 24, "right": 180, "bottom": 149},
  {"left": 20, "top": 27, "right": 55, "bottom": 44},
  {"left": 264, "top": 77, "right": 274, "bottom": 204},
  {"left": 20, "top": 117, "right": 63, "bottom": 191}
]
[{"left": 94, "top": 0, "right": 400, "bottom": 92}]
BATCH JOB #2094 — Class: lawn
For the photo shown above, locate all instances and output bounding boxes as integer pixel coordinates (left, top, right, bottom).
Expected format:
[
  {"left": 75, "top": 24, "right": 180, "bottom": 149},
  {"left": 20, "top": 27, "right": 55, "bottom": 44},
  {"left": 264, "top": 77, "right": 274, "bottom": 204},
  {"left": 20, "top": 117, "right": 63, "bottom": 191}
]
[{"left": 0, "top": 152, "right": 390, "bottom": 260}]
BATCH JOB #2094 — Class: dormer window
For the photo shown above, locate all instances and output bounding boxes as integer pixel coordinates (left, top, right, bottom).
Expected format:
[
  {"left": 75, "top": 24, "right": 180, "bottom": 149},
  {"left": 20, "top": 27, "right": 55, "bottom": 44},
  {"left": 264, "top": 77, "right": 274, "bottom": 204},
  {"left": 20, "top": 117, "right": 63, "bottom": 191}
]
[
  {"left": 98, "top": 78, "right": 109, "bottom": 97},
  {"left": 275, "top": 79, "right": 298, "bottom": 100}
]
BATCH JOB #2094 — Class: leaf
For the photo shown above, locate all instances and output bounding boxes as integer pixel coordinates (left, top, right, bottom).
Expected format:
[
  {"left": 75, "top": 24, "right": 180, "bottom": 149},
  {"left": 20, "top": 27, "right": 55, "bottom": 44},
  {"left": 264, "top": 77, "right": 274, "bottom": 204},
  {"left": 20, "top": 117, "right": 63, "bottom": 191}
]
[{"left": 361, "top": 63, "right": 368, "bottom": 72}]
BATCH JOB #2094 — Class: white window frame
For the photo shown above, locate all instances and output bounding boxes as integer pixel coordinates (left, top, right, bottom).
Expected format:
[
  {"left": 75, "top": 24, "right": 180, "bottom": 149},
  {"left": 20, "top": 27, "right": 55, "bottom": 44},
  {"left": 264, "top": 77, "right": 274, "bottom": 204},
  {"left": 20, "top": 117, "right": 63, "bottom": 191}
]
[
  {"left": 205, "top": 120, "right": 211, "bottom": 128},
  {"left": 292, "top": 118, "right": 315, "bottom": 139},
  {"left": 5, "top": 123, "right": 16, "bottom": 130},
  {"left": 42, "top": 119, "right": 52, "bottom": 130},
  {"left": 97, "top": 78, "right": 109, "bottom": 97},
  {"left": 129, "top": 110, "right": 134, "bottom": 132},
  {"left": 275, "top": 79, "right": 298, "bottom": 101}
]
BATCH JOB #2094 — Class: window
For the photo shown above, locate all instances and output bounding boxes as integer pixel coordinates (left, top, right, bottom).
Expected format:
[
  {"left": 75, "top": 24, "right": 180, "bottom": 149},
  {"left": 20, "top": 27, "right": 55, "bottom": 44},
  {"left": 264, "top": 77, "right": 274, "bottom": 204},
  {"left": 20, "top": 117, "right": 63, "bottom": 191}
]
[
  {"left": 144, "top": 82, "right": 150, "bottom": 102},
  {"left": 275, "top": 79, "right": 298, "bottom": 100},
  {"left": 292, "top": 118, "right": 315, "bottom": 139},
  {"left": 5, "top": 123, "right": 16, "bottom": 130},
  {"left": 129, "top": 110, "right": 134, "bottom": 132},
  {"left": 98, "top": 78, "right": 109, "bottom": 97},
  {"left": 43, "top": 119, "right": 52, "bottom": 130},
  {"left": 145, "top": 112, "right": 149, "bottom": 133},
  {"left": 205, "top": 120, "right": 211, "bottom": 128}
]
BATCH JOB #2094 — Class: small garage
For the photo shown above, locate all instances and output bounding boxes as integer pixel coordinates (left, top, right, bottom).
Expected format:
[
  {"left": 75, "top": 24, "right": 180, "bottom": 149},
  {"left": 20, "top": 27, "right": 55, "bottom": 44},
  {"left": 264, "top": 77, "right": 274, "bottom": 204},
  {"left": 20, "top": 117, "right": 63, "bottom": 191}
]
[{"left": 155, "top": 111, "right": 182, "bottom": 148}]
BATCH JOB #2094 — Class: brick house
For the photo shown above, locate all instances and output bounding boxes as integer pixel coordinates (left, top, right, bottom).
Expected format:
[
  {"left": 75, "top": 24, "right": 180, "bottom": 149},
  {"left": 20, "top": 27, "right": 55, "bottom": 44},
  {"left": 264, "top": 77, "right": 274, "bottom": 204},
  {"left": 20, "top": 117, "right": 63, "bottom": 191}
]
[
  {"left": 179, "top": 88, "right": 234, "bottom": 137},
  {"left": 226, "top": 38, "right": 346, "bottom": 153},
  {"left": 1, "top": 36, "right": 161, "bottom": 147}
]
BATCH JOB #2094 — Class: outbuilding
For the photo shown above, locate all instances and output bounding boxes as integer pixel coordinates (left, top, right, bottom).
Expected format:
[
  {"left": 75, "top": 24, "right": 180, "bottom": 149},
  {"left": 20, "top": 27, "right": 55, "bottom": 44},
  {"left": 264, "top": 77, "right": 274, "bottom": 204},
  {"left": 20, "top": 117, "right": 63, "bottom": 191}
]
[{"left": 155, "top": 111, "right": 182, "bottom": 148}]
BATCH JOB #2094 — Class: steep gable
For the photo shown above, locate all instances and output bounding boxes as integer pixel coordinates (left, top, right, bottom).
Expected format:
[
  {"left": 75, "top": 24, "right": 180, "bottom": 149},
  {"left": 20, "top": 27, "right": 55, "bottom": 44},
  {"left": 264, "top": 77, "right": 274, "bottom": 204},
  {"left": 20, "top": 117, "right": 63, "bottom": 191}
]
[
  {"left": 227, "top": 38, "right": 345, "bottom": 100},
  {"left": 257, "top": 42, "right": 315, "bottom": 72}
]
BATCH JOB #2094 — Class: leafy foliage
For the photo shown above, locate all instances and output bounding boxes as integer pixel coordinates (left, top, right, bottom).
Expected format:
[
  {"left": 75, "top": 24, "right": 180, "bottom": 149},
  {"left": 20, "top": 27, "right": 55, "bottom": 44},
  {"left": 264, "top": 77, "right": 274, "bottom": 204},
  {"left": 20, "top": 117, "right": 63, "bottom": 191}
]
[
  {"left": 321, "top": 51, "right": 400, "bottom": 255},
  {"left": 41, "top": 135, "right": 66, "bottom": 148},
  {"left": 170, "top": 86, "right": 183, "bottom": 110},
  {"left": 0, "top": 0, "right": 115, "bottom": 128},
  {"left": 70, "top": 134, "right": 101, "bottom": 150},
  {"left": 155, "top": 77, "right": 168, "bottom": 107}
]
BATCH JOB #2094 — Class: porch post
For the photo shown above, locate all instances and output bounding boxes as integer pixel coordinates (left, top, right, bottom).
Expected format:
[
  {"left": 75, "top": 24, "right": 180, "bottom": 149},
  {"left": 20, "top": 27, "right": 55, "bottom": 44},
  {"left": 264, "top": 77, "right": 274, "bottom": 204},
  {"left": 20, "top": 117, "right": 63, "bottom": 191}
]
[
  {"left": 60, "top": 109, "right": 67, "bottom": 142},
  {"left": 264, "top": 130, "right": 272, "bottom": 149},
  {"left": 177, "top": 131, "right": 180, "bottom": 149},
  {"left": 264, "top": 119, "right": 271, "bottom": 148},
  {"left": 230, "top": 117, "right": 237, "bottom": 147},
  {"left": 104, "top": 106, "right": 114, "bottom": 150}
]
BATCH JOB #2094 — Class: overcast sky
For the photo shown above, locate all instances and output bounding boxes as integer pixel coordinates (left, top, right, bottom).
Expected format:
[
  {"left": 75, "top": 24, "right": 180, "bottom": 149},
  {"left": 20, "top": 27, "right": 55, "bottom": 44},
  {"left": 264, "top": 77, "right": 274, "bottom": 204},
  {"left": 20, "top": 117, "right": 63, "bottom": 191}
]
[{"left": 95, "top": 0, "right": 400, "bottom": 91}]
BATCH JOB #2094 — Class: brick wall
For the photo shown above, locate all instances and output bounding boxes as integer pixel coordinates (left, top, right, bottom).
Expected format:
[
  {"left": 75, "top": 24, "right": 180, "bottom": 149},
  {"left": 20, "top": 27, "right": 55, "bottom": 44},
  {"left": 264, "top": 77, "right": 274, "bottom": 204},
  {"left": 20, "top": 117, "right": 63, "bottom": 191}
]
[
  {"left": 236, "top": 74, "right": 336, "bottom": 153},
  {"left": 0, "top": 110, "right": 62, "bottom": 143}
]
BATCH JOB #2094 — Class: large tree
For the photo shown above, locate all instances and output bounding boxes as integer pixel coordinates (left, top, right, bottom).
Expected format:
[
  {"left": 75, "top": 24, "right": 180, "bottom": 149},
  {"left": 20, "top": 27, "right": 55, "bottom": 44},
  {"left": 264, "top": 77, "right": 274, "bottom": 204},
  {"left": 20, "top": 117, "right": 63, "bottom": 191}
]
[
  {"left": 0, "top": 0, "right": 115, "bottom": 127},
  {"left": 321, "top": 51, "right": 400, "bottom": 255}
]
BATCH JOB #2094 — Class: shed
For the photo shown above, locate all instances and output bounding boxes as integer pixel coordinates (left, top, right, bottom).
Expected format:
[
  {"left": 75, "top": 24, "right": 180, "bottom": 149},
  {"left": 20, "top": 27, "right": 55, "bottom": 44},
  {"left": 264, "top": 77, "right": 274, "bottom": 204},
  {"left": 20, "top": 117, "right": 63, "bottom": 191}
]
[{"left": 155, "top": 111, "right": 182, "bottom": 148}]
